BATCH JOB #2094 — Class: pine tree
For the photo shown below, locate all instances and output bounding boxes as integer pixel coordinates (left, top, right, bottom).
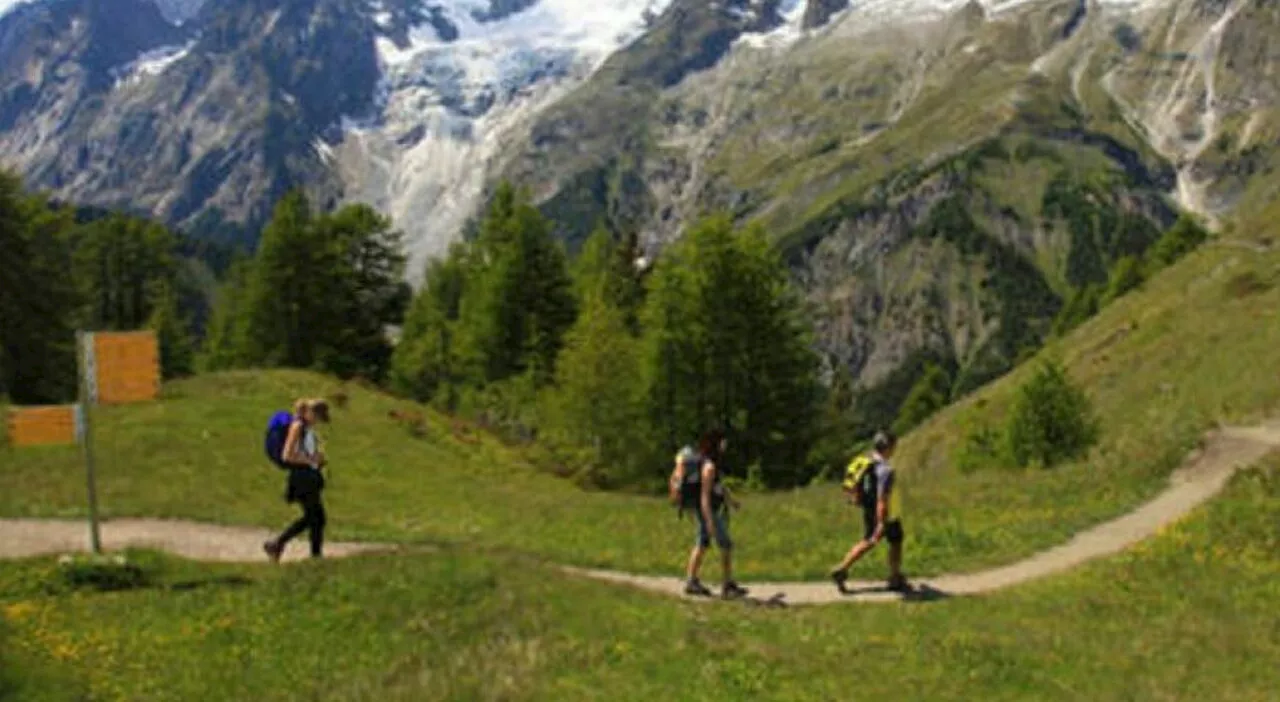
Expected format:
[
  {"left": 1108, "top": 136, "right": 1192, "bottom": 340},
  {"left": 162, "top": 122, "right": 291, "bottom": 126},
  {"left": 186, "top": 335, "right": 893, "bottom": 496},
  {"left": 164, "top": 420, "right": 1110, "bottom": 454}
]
[
  {"left": 0, "top": 172, "right": 81, "bottom": 403},
  {"left": 71, "top": 214, "right": 176, "bottom": 331},
  {"left": 313, "top": 204, "right": 410, "bottom": 380},
  {"left": 572, "top": 225, "right": 644, "bottom": 331},
  {"left": 147, "top": 279, "right": 195, "bottom": 379},
  {"left": 235, "top": 192, "right": 411, "bottom": 379},
  {"left": 198, "top": 256, "right": 251, "bottom": 371},
  {"left": 238, "top": 189, "right": 323, "bottom": 367},
  {"left": 542, "top": 288, "right": 647, "bottom": 486},
  {"left": 639, "top": 215, "right": 821, "bottom": 486},
  {"left": 389, "top": 243, "right": 469, "bottom": 406},
  {"left": 453, "top": 182, "right": 576, "bottom": 388}
]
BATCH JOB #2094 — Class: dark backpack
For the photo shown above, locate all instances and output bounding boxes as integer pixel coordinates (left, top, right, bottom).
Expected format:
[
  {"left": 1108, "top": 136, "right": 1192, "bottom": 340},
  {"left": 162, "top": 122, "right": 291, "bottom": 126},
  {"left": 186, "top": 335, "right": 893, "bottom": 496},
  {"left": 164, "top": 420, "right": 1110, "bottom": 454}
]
[
  {"left": 264, "top": 411, "right": 294, "bottom": 469},
  {"left": 674, "top": 446, "right": 723, "bottom": 516}
]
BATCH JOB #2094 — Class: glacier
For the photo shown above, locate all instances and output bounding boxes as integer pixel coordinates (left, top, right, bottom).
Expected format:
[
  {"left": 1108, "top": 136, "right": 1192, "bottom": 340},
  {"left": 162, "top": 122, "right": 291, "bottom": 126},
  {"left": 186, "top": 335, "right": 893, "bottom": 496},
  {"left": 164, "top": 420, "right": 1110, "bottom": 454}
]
[{"left": 331, "top": 0, "right": 673, "bottom": 284}]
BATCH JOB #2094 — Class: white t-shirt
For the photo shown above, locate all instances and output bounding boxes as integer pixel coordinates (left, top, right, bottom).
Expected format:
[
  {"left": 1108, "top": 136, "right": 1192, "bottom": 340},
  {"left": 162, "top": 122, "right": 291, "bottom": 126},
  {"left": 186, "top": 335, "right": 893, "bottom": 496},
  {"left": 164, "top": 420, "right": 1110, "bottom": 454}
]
[{"left": 296, "top": 424, "right": 319, "bottom": 464}]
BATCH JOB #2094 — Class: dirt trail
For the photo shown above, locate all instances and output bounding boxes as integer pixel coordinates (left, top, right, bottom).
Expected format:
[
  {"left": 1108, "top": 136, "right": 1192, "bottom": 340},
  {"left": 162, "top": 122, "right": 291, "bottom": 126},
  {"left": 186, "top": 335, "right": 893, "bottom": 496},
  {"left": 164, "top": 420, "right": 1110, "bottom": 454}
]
[
  {"left": 0, "top": 518, "right": 395, "bottom": 563},
  {"left": 2, "top": 421, "right": 1277, "bottom": 604}
]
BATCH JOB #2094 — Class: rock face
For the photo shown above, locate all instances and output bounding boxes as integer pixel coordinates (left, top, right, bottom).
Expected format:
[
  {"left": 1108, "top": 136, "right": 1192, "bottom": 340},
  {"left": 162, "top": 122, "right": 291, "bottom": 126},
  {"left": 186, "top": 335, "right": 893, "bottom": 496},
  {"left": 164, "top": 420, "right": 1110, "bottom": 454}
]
[
  {"left": 801, "top": 0, "right": 849, "bottom": 30},
  {"left": 0, "top": 0, "right": 377, "bottom": 242},
  {"left": 0, "top": 0, "right": 1276, "bottom": 394}
]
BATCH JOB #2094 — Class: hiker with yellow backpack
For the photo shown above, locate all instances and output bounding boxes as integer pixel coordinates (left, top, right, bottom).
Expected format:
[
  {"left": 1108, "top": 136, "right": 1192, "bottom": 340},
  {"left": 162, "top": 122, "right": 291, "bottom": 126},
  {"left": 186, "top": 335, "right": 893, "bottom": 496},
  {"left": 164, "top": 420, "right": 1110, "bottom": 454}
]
[{"left": 829, "top": 430, "right": 910, "bottom": 593}]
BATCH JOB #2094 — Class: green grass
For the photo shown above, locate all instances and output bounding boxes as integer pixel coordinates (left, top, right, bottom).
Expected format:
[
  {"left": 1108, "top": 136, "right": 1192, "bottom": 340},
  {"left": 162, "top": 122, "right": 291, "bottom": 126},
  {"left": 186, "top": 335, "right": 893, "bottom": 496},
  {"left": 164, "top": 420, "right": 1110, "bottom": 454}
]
[
  {"left": 2, "top": 458, "right": 1277, "bottom": 701},
  {"left": 2, "top": 221, "right": 1280, "bottom": 583}
]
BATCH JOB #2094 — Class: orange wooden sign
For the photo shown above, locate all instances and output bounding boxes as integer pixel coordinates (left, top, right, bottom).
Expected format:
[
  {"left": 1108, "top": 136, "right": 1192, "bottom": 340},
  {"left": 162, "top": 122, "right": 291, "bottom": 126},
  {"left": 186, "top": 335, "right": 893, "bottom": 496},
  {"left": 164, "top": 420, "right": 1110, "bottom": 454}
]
[
  {"left": 87, "top": 331, "right": 159, "bottom": 405},
  {"left": 7, "top": 405, "right": 80, "bottom": 447}
]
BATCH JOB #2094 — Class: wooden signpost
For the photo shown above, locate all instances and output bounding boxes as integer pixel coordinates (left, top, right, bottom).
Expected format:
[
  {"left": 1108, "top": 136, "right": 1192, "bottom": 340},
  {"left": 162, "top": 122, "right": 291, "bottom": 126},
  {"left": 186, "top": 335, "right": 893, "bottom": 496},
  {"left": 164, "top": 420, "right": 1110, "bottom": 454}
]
[
  {"left": 3, "top": 331, "right": 162, "bottom": 554},
  {"left": 75, "top": 330, "right": 161, "bottom": 553},
  {"left": 5, "top": 405, "right": 82, "bottom": 447}
]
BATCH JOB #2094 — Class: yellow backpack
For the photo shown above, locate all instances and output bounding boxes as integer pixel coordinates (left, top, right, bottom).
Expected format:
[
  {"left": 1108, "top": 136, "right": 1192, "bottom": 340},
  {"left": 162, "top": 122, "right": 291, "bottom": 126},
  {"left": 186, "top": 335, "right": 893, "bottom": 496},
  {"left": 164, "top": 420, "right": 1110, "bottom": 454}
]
[{"left": 841, "top": 455, "right": 879, "bottom": 508}]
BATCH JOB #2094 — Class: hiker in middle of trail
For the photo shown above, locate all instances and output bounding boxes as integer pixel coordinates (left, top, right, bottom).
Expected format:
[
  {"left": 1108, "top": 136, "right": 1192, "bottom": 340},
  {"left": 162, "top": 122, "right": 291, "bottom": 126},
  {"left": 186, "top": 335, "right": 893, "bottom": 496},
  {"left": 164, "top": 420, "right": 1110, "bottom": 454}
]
[
  {"left": 263, "top": 398, "right": 331, "bottom": 562},
  {"left": 669, "top": 428, "right": 749, "bottom": 599},
  {"left": 829, "top": 429, "right": 910, "bottom": 593}
]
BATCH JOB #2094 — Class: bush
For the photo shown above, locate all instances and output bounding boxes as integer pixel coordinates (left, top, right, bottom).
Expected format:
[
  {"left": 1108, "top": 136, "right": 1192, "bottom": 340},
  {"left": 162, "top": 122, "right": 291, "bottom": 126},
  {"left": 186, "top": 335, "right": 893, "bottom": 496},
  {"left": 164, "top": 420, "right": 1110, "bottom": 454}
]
[
  {"left": 1103, "top": 255, "right": 1145, "bottom": 303},
  {"left": 56, "top": 552, "right": 151, "bottom": 592},
  {"left": 954, "top": 418, "right": 1011, "bottom": 474},
  {"left": 1006, "top": 359, "right": 1099, "bottom": 468},
  {"left": 1147, "top": 214, "right": 1209, "bottom": 269},
  {"left": 892, "top": 363, "right": 952, "bottom": 435}
]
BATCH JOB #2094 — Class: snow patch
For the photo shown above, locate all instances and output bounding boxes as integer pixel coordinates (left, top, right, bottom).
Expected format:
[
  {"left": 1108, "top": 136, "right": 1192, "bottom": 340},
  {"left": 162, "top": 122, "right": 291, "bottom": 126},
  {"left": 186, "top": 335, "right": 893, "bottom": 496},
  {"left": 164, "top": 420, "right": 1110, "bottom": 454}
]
[
  {"left": 0, "top": 0, "right": 37, "bottom": 19},
  {"left": 313, "top": 138, "right": 336, "bottom": 165},
  {"left": 734, "top": 0, "right": 807, "bottom": 49},
  {"left": 111, "top": 41, "right": 196, "bottom": 87},
  {"left": 151, "top": 0, "right": 207, "bottom": 26}
]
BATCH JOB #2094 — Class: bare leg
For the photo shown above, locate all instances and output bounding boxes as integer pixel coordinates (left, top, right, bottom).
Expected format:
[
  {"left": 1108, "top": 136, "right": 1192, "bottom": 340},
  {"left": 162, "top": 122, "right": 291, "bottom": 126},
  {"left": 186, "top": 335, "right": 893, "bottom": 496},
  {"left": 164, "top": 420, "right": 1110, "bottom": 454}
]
[
  {"left": 687, "top": 545, "right": 707, "bottom": 580},
  {"left": 720, "top": 549, "right": 733, "bottom": 584},
  {"left": 834, "top": 539, "right": 876, "bottom": 573}
]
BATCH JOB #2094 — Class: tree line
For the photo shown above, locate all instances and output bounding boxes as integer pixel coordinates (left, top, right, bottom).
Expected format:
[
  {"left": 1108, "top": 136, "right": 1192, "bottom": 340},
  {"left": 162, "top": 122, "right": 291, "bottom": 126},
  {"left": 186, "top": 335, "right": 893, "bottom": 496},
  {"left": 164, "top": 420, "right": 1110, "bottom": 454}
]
[
  {"left": 388, "top": 184, "right": 824, "bottom": 489},
  {"left": 0, "top": 172, "right": 198, "bottom": 403},
  {"left": 3, "top": 165, "right": 1210, "bottom": 491}
]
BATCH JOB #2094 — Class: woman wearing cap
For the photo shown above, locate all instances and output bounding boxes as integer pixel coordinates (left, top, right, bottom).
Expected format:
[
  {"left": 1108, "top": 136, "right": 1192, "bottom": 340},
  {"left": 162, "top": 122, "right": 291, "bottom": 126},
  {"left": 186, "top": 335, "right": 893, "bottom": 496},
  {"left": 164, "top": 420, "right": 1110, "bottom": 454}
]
[{"left": 264, "top": 398, "right": 331, "bottom": 561}]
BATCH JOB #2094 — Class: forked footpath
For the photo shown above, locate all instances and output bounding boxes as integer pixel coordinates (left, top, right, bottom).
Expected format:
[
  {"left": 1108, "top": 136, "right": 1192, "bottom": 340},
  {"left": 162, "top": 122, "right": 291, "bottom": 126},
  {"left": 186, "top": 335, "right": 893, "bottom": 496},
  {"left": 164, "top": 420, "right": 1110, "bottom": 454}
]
[{"left": 2, "top": 421, "right": 1277, "bottom": 606}]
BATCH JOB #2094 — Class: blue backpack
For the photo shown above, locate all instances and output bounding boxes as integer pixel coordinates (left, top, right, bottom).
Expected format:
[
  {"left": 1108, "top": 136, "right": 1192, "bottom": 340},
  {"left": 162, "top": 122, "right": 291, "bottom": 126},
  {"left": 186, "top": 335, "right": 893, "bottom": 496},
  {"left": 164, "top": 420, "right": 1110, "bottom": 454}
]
[{"left": 264, "top": 411, "right": 294, "bottom": 469}]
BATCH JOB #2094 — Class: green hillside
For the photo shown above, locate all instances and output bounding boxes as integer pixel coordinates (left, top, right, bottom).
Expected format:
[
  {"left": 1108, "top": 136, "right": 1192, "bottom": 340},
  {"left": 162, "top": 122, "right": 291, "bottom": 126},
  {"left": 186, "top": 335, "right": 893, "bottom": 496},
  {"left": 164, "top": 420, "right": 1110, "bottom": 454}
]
[{"left": 3, "top": 201, "right": 1279, "bottom": 583}]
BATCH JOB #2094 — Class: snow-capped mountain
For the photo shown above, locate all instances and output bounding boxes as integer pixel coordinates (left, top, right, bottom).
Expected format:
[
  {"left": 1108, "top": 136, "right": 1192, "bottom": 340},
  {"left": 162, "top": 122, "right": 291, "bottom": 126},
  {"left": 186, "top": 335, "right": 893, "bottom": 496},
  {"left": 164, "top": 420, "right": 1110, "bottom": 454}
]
[
  {"left": 333, "top": 0, "right": 675, "bottom": 278},
  {"left": 0, "top": 0, "right": 1275, "bottom": 392}
]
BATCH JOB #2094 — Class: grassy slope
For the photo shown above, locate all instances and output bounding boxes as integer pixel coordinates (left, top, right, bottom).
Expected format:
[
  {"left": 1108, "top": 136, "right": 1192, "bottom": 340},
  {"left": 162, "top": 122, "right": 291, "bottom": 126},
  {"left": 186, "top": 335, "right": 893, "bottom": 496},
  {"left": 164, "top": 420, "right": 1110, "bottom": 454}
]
[
  {"left": 2, "top": 208, "right": 1279, "bottom": 582},
  {"left": 2, "top": 457, "right": 1277, "bottom": 701}
]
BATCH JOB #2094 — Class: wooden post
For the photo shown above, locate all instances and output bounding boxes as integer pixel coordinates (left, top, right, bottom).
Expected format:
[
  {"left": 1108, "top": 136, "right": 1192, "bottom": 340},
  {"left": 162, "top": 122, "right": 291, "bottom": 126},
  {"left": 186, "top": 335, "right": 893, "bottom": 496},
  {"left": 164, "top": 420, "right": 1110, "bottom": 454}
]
[{"left": 76, "top": 331, "right": 103, "bottom": 554}]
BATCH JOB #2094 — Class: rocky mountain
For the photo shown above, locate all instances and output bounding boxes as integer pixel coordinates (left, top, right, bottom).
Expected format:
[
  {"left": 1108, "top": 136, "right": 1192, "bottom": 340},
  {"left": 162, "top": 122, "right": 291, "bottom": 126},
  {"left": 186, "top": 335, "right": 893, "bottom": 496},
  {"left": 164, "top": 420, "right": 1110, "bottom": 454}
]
[
  {"left": 493, "top": 0, "right": 1279, "bottom": 396},
  {"left": 0, "top": 0, "right": 1276, "bottom": 400}
]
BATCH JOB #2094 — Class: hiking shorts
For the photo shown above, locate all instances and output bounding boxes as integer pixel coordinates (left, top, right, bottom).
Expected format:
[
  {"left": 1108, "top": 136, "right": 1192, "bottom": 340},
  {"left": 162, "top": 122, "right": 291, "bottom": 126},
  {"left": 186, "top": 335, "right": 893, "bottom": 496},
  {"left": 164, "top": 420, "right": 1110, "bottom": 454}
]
[
  {"left": 695, "top": 508, "right": 732, "bottom": 550},
  {"left": 862, "top": 510, "right": 904, "bottom": 546}
]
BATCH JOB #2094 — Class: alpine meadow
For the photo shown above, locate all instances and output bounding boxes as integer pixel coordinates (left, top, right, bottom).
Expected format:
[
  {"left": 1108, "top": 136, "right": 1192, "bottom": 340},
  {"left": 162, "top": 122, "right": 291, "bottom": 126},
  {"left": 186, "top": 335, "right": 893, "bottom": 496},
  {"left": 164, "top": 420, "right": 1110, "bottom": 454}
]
[{"left": 2, "top": 0, "right": 1279, "bottom": 699}]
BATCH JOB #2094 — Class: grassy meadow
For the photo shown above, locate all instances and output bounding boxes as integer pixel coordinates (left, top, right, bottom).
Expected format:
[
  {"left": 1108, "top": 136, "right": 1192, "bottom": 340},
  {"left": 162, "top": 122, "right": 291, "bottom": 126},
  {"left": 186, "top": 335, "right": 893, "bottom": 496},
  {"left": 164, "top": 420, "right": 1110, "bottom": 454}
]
[
  {"left": 2, "top": 457, "right": 1277, "bottom": 701},
  {"left": 3, "top": 220, "right": 1280, "bottom": 582}
]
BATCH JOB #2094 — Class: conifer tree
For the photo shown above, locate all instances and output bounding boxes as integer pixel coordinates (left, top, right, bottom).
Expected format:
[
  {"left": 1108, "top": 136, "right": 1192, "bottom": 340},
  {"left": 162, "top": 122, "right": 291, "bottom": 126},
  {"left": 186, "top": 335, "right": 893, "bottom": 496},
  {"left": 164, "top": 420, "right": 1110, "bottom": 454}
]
[
  {"left": 390, "top": 243, "right": 469, "bottom": 407},
  {"left": 639, "top": 215, "right": 821, "bottom": 486},
  {"left": 453, "top": 182, "right": 576, "bottom": 387},
  {"left": 198, "top": 256, "right": 251, "bottom": 371},
  {"left": 147, "top": 278, "right": 195, "bottom": 379},
  {"left": 0, "top": 172, "right": 80, "bottom": 403}
]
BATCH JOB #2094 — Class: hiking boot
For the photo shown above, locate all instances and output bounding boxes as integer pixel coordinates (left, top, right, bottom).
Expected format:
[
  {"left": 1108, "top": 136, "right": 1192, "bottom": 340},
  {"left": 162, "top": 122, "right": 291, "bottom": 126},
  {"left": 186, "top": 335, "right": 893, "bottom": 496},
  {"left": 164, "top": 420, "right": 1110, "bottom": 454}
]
[
  {"left": 721, "top": 581, "right": 749, "bottom": 600},
  {"left": 830, "top": 568, "right": 849, "bottom": 593},
  {"left": 684, "top": 578, "right": 713, "bottom": 597},
  {"left": 263, "top": 540, "right": 283, "bottom": 563}
]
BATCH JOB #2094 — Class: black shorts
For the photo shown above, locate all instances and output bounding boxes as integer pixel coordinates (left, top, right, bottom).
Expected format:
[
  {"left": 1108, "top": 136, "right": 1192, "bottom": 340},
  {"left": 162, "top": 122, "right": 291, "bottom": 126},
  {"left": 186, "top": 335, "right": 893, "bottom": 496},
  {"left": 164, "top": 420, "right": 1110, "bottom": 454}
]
[
  {"left": 862, "top": 509, "right": 904, "bottom": 545},
  {"left": 285, "top": 467, "right": 325, "bottom": 503}
]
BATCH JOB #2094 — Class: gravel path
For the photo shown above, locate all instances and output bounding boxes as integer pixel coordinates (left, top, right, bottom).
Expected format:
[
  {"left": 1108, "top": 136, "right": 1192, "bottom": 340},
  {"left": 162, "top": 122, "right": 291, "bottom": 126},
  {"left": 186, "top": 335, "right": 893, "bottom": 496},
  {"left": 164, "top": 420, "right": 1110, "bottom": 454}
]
[{"left": 3, "top": 421, "right": 1276, "bottom": 605}]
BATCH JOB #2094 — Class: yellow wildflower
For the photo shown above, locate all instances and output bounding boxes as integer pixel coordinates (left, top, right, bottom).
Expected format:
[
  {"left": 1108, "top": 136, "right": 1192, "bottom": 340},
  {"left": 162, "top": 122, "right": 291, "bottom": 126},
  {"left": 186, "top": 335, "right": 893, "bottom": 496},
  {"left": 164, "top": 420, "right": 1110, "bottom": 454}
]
[{"left": 2, "top": 601, "right": 36, "bottom": 621}]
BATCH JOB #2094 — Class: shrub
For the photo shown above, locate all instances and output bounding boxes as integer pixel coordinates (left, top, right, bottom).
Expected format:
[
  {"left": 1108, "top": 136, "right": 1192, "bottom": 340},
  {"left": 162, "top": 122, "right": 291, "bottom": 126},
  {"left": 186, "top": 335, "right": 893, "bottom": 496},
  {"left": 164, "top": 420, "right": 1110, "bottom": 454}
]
[
  {"left": 1103, "top": 255, "right": 1145, "bottom": 303},
  {"left": 1147, "top": 214, "right": 1209, "bottom": 269},
  {"left": 56, "top": 552, "right": 150, "bottom": 592},
  {"left": 892, "top": 363, "right": 952, "bottom": 435},
  {"left": 1006, "top": 359, "right": 1099, "bottom": 468},
  {"left": 954, "top": 419, "right": 1011, "bottom": 474}
]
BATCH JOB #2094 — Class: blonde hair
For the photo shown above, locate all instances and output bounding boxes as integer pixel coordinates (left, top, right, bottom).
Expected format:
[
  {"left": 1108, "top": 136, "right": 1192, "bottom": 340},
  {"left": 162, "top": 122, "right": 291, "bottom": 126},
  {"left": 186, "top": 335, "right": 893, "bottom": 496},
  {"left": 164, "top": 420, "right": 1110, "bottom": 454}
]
[{"left": 293, "top": 397, "right": 330, "bottom": 424}]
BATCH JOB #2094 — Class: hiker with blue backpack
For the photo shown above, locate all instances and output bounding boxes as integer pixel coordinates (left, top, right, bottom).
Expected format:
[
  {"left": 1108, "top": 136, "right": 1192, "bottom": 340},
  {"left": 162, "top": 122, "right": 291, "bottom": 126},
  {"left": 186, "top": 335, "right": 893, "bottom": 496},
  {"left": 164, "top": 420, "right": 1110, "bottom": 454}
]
[
  {"left": 262, "top": 398, "right": 331, "bottom": 562},
  {"left": 668, "top": 428, "right": 748, "bottom": 599}
]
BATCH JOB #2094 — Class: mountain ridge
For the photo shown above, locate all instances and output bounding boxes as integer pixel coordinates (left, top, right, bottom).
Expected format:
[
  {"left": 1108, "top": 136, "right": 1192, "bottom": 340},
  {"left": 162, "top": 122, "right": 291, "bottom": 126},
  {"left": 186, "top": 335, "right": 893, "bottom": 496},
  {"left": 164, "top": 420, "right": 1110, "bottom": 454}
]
[{"left": 0, "top": 0, "right": 1275, "bottom": 397}]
